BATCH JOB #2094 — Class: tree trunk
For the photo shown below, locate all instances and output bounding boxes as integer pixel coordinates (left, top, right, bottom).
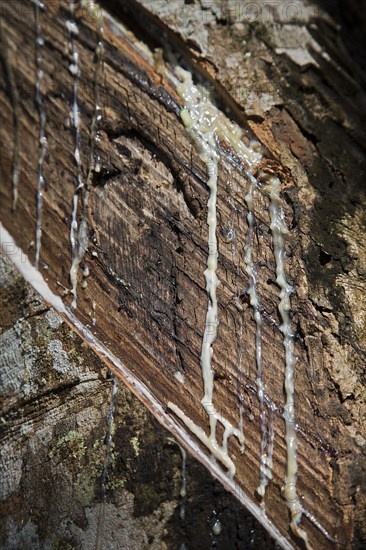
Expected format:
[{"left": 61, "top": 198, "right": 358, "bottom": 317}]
[{"left": 0, "top": 1, "right": 365, "bottom": 549}]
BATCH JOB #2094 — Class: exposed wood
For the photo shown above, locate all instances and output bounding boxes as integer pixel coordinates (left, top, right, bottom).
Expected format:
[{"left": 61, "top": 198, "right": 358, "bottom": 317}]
[{"left": 0, "top": 1, "right": 365, "bottom": 548}]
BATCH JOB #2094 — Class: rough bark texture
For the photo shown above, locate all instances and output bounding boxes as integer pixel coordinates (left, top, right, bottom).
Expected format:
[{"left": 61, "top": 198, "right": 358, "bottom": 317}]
[{"left": 0, "top": 1, "right": 365, "bottom": 549}]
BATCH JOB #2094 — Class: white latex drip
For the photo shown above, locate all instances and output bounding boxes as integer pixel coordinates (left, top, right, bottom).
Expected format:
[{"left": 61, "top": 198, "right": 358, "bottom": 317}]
[
  {"left": 178, "top": 443, "right": 187, "bottom": 521},
  {"left": 12, "top": 163, "right": 20, "bottom": 211},
  {"left": 92, "top": 299, "right": 97, "bottom": 326},
  {"left": 176, "top": 69, "right": 261, "bottom": 169},
  {"left": 303, "top": 508, "right": 336, "bottom": 543},
  {"left": 263, "top": 175, "right": 310, "bottom": 549},
  {"left": 96, "top": 373, "right": 118, "bottom": 550},
  {"left": 236, "top": 307, "right": 245, "bottom": 445},
  {"left": 225, "top": 164, "right": 245, "bottom": 448},
  {"left": 263, "top": 402, "right": 275, "bottom": 493},
  {"left": 68, "top": 2, "right": 104, "bottom": 309},
  {"left": 243, "top": 174, "right": 273, "bottom": 497},
  {"left": 168, "top": 65, "right": 312, "bottom": 543},
  {"left": 66, "top": 3, "right": 83, "bottom": 309},
  {"left": 174, "top": 370, "right": 185, "bottom": 384},
  {"left": 167, "top": 402, "right": 237, "bottom": 477},
  {"left": 168, "top": 68, "right": 244, "bottom": 476},
  {"left": 212, "top": 518, "right": 222, "bottom": 536},
  {"left": 34, "top": 1, "right": 47, "bottom": 269},
  {"left": 167, "top": 436, "right": 188, "bottom": 524}
]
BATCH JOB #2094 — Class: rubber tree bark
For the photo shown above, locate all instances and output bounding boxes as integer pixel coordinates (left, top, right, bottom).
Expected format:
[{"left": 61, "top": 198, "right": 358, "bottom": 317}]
[{"left": 0, "top": 1, "right": 365, "bottom": 549}]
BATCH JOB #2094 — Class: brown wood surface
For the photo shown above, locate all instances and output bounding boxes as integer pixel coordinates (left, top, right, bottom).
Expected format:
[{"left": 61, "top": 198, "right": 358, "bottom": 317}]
[{"left": 1, "top": 1, "right": 365, "bottom": 548}]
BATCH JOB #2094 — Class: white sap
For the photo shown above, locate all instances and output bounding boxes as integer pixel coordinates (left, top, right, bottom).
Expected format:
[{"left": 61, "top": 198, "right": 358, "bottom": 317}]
[
  {"left": 225, "top": 164, "right": 245, "bottom": 448},
  {"left": 68, "top": 2, "right": 104, "bottom": 309},
  {"left": 66, "top": 4, "right": 83, "bottom": 309},
  {"left": 178, "top": 443, "right": 187, "bottom": 521},
  {"left": 34, "top": 1, "right": 48, "bottom": 269},
  {"left": 212, "top": 518, "right": 222, "bottom": 536},
  {"left": 263, "top": 174, "right": 310, "bottom": 548},
  {"left": 168, "top": 68, "right": 246, "bottom": 477},
  {"left": 166, "top": 66, "right": 311, "bottom": 546},
  {"left": 243, "top": 174, "right": 273, "bottom": 498}
]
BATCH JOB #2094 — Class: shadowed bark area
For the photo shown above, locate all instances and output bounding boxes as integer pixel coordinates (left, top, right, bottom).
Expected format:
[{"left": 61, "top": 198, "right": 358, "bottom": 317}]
[{"left": 0, "top": 1, "right": 365, "bottom": 548}]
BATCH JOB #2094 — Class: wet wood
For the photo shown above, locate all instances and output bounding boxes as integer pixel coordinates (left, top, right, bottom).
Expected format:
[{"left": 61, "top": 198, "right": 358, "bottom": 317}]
[{"left": 0, "top": 1, "right": 365, "bottom": 548}]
